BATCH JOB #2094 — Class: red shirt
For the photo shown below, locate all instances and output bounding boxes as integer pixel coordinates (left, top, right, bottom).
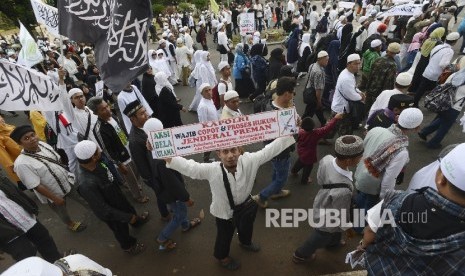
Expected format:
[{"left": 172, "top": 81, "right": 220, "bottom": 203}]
[{"left": 297, "top": 118, "right": 338, "bottom": 165}]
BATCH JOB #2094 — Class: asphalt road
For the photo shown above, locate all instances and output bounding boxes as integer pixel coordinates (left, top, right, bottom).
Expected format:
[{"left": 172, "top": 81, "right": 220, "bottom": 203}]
[{"left": 1, "top": 29, "right": 464, "bottom": 276}]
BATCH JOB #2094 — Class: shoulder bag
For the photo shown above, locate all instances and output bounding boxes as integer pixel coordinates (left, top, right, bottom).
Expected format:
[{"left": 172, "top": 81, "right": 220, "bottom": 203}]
[{"left": 220, "top": 164, "right": 257, "bottom": 222}]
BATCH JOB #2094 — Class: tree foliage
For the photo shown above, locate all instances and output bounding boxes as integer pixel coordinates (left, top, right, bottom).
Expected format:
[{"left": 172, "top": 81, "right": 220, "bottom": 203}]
[
  {"left": 0, "top": 0, "right": 36, "bottom": 28},
  {"left": 192, "top": 0, "right": 209, "bottom": 9}
]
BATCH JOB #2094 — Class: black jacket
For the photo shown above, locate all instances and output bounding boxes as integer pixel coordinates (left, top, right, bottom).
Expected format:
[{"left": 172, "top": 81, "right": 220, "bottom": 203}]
[
  {"left": 77, "top": 164, "right": 135, "bottom": 223},
  {"left": 93, "top": 117, "right": 130, "bottom": 165},
  {"left": 0, "top": 177, "right": 39, "bottom": 246},
  {"left": 141, "top": 73, "right": 159, "bottom": 118},
  {"left": 158, "top": 87, "right": 183, "bottom": 128}
]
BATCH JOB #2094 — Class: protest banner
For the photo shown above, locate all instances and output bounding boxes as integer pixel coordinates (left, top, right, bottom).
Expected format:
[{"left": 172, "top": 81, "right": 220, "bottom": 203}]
[
  {"left": 30, "top": 0, "right": 59, "bottom": 37},
  {"left": 59, "top": 0, "right": 151, "bottom": 92},
  {"left": 147, "top": 108, "right": 298, "bottom": 158},
  {"left": 95, "top": 80, "right": 105, "bottom": 97},
  {"left": 381, "top": 3, "right": 423, "bottom": 16},
  {"left": 0, "top": 60, "right": 63, "bottom": 111},
  {"left": 240, "top": 13, "right": 255, "bottom": 36},
  {"left": 339, "top": 1, "right": 356, "bottom": 9},
  {"left": 17, "top": 21, "right": 44, "bottom": 68}
]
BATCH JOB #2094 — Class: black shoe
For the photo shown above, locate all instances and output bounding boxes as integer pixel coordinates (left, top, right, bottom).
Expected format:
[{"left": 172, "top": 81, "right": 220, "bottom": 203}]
[{"left": 219, "top": 257, "right": 240, "bottom": 271}]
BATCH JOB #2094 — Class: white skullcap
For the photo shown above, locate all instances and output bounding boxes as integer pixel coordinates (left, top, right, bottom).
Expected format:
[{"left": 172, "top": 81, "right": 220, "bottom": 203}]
[
  {"left": 162, "top": 32, "right": 168, "bottom": 38},
  {"left": 376, "top": 12, "right": 384, "bottom": 19},
  {"left": 446, "top": 32, "right": 460, "bottom": 41},
  {"left": 158, "top": 39, "right": 166, "bottom": 45},
  {"left": 440, "top": 143, "right": 465, "bottom": 191},
  {"left": 371, "top": 39, "right": 382, "bottom": 48},
  {"left": 179, "top": 27, "right": 185, "bottom": 32},
  {"left": 396, "top": 72, "right": 413, "bottom": 86},
  {"left": 339, "top": 15, "right": 346, "bottom": 21},
  {"left": 224, "top": 90, "right": 239, "bottom": 101},
  {"left": 74, "top": 140, "right": 98, "bottom": 160},
  {"left": 217, "top": 23, "right": 224, "bottom": 31},
  {"left": 317, "top": 51, "right": 329, "bottom": 58},
  {"left": 176, "top": 38, "right": 184, "bottom": 44},
  {"left": 1, "top": 257, "right": 62, "bottom": 276},
  {"left": 143, "top": 118, "right": 164, "bottom": 135},
  {"left": 398, "top": 107, "right": 423, "bottom": 129},
  {"left": 218, "top": 61, "right": 230, "bottom": 71},
  {"left": 370, "top": 10, "right": 378, "bottom": 16},
  {"left": 358, "top": 16, "right": 368, "bottom": 24},
  {"left": 347, "top": 53, "right": 361, "bottom": 63},
  {"left": 68, "top": 88, "right": 83, "bottom": 98},
  {"left": 254, "top": 31, "right": 260, "bottom": 36},
  {"left": 199, "top": 83, "right": 211, "bottom": 92},
  {"left": 338, "top": 8, "right": 344, "bottom": 12}
]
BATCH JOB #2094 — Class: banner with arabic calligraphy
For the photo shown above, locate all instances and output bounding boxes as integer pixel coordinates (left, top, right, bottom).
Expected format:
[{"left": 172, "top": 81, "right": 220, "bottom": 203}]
[
  {"left": 147, "top": 108, "right": 298, "bottom": 158},
  {"left": 381, "top": 3, "right": 423, "bottom": 16},
  {"left": 0, "top": 60, "right": 63, "bottom": 111},
  {"left": 59, "top": 0, "right": 152, "bottom": 92},
  {"left": 30, "top": 0, "right": 59, "bottom": 37}
]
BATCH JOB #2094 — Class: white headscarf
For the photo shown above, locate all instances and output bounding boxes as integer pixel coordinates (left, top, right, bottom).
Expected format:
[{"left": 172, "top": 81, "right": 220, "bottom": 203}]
[
  {"left": 155, "top": 71, "right": 174, "bottom": 96},
  {"left": 192, "top": 51, "right": 216, "bottom": 85},
  {"left": 253, "top": 31, "right": 261, "bottom": 45},
  {"left": 152, "top": 49, "right": 172, "bottom": 77},
  {"left": 299, "top": 33, "right": 311, "bottom": 57}
]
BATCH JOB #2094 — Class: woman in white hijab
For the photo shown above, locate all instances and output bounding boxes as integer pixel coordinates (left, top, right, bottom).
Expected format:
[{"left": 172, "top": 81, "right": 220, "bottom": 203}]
[
  {"left": 155, "top": 72, "right": 185, "bottom": 128},
  {"left": 151, "top": 49, "right": 177, "bottom": 85},
  {"left": 188, "top": 51, "right": 217, "bottom": 111}
]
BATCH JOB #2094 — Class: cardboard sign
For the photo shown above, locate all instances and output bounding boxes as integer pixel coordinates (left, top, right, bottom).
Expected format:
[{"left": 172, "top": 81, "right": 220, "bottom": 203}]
[
  {"left": 240, "top": 13, "right": 255, "bottom": 36},
  {"left": 148, "top": 108, "right": 298, "bottom": 158},
  {"left": 95, "top": 80, "right": 104, "bottom": 97},
  {"left": 339, "top": 1, "right": 356, "bottom": 9}
]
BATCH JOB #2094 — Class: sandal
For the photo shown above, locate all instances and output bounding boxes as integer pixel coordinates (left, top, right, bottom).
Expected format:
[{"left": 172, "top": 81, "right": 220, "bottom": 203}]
[
  {"left": 219, "top": 257, "right": 240, "bottom": 271},
  {"left": 68, "top": 221, "right": 87, "bottom": 232},
  {"left": 182, "top": 218, "right": 201, "bottom": 232},
  {"left": 292, "top": 253, "right": 316, "bottom": 264},
  {"left": 136, "top": 196, "right": 149, "bottom": 204},
  {"left": 131, "top": 211, "right": 150, "bottom": 228},
  {"left": 157, "top": 239, "right": 177, "bottom": 251},
  {"left": 124, "top": 242, "right": 146, "bottom": 255}
]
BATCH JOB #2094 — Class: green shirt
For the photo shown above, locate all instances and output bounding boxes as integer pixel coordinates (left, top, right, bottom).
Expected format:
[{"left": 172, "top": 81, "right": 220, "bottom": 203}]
[{"left": 362, "top": 49, "right": 381, "bottom": 73}]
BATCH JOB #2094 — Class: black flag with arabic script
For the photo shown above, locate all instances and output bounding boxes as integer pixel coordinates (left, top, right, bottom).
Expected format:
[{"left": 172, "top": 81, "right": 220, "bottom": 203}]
[{"left": 58, "top": 0, "right": 152, "bottom": 92}]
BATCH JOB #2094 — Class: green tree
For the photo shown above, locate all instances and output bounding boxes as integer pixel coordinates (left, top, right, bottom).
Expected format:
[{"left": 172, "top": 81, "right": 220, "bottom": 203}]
[
  {"left": 192, "top": 0, "right": 209, "bottom": 10},
  {"left": 153, "top": 3, "right": 165, "bottom": 15},
  {"left": 178, "top": 2, "right": 193, "bottom": 12},
  {"left": 0, "top": 0, "right": 36, "bottom": 28}
]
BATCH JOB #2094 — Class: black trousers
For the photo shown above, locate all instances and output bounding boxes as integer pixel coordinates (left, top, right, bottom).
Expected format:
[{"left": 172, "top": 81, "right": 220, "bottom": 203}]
[
  {"left": 105, "top": 220, "right": 136, "bottom": 250},
  {"left": 291, "top": 159, "right": 314, "bottom": 184},
  {"left": 1, "top": 221, "right": 61, "bottom": 263},
  {"left": 303, "top": 104, "right": 326, "bottom": 126},
  {"left": 214, "top": 203, "right": 258, "bottom": 260},
  {"left": 414, "top": 76, "right": 437, "bottom": 107}
]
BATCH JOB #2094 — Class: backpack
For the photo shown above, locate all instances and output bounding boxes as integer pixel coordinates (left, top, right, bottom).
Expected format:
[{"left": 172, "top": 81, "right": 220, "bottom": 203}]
[
  {"left": 212, "top": 80, "right": 227, "bottom": 110},
  {"left": 253, "top": 80, "right": 275, "bottom": 113},
  {"left": 196, "top": 31, "right": 201, "bottom": 43},
  {"left": 424, "top": 83, "right": 461, "bottom": 112}
]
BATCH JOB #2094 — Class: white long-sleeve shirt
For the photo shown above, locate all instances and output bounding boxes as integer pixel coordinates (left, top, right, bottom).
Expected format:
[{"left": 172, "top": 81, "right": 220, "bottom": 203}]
[
  {"left": 368, "top": 88, "right": 403, "bottom": 118},
  {"left": 423, "top": 44, "right": 454, "bottom": 81},
  {"left": 117, "top": 85, "right": 154, "bottom": 134},
  {"left": 175, "top": 46, "right": 193, "bottom": 67},
  {"left": 309, "top": 11, "right": 320, "bottom": 29},
  {"left": 217, "top": 31, "right": 230, "bottom": 51},
  {"left": 331, "top": 69, "right": 363, "bottom": 113},
  {"left": 197, "top": 98, "right": 219, "bottom": 122},
  {"left": 166, "top": 136, "right": 295, "bottom": 219}
]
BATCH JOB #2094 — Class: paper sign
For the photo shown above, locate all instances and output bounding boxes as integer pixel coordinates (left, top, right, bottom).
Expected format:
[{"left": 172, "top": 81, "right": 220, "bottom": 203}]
[
  {"left": 148, "top": 108, "right": 298, "bottom": 158},
  {"left": 95, "top": 80, "right": 104, "bottom": 97},
  {"left": 240, "top": 13, "right": 255, "bottom": 36},
  {"left": 339, "top": 1, "right": 356, "bottom": 9}
]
